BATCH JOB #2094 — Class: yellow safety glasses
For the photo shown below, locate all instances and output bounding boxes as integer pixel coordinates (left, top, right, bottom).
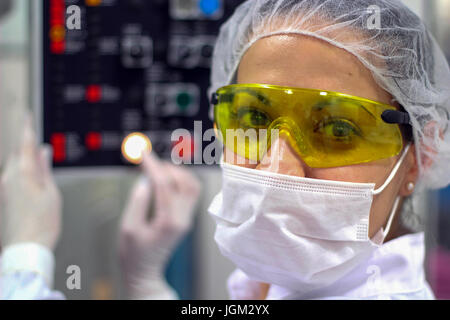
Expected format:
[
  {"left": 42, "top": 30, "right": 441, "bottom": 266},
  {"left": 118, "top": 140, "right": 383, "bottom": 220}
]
[{"left": 211, "top": 84, "right": 411, "bottom": 168}]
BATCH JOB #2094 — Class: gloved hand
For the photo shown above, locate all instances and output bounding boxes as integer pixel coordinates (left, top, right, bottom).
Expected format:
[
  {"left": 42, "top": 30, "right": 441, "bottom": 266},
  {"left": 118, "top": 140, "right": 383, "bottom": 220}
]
[
  {"left": 0, "top": 116, "right": 62, "bottom": 250},
  {"left": 119, "top": 152, "right": 201, "bottom": 299}
]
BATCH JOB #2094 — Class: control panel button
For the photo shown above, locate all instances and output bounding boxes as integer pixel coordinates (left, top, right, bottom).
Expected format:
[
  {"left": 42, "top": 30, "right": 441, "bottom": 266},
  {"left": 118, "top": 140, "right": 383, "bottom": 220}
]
[
  {"left": 51, "top": 133, "right": 66, "bottom": 163},
  {"left": 121, "top": 132, "right": 152, "bottom": 164},
  {"left": 86, "top": 85, "right": 102, "bottom": 103},
  {"left": 121, "top": 35, "right": 153, "bottom": 69},
  {"left": 146, "top": 83, "right": 200, "bottom": 117},
  {"left": 86, "top": 132, "right": 102, "bottom": 151}
]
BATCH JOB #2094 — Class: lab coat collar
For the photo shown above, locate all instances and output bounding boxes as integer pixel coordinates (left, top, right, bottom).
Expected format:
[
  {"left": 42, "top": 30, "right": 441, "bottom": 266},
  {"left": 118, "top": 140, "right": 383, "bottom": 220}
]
[{"left": 264, "top": 232, "right": 429, "bottom": 299}]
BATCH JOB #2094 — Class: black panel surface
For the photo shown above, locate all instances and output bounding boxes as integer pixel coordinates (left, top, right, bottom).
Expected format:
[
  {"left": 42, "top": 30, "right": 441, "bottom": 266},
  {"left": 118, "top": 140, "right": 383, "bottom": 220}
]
[{"left": 43, "top": 0, "right": 243, "bottom": 167}]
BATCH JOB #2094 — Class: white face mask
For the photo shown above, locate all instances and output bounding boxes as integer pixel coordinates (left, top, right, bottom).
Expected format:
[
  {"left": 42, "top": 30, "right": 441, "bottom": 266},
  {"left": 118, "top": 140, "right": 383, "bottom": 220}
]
[{"left": 208, "top": 144, "right": 410, "bottom": 293}]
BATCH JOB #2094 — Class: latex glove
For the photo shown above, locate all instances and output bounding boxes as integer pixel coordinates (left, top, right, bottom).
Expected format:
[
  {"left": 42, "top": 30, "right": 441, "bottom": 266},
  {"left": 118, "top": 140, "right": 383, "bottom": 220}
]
[
  {"left": 119, "top": 152, "right": 201, "bottom": 299},
  {"left": 0, "top": 116, "right": 62, "bottom": 250}
]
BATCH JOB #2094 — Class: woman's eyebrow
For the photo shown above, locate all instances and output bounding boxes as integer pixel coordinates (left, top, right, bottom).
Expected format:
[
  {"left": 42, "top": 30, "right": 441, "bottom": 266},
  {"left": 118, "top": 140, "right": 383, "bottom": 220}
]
[
  {"left": 312, "top": 100, "right": 376, "bottom": 119},
  {"left": 235, "top": 89, "right": 272, "bottom": 106}
]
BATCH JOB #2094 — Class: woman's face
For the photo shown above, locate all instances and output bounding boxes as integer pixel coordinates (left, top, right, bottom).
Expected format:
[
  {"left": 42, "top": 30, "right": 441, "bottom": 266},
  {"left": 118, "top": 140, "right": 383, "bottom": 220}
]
[{"left": 225, "top": 34, "right": 418, "bottom": 240}]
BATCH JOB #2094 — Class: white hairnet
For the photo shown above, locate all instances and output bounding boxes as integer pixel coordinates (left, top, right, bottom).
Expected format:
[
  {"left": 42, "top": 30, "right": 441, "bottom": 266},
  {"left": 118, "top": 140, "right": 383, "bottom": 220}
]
[{"left": 209, "top": 0, "right": 450, "bottom": 189}]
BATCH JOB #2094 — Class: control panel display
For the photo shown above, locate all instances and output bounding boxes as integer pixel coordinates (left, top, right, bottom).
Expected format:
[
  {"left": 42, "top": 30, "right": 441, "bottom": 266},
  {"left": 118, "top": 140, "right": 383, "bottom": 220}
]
[{"left": 39, "top": 0, "right": 243, "bottom": 167}]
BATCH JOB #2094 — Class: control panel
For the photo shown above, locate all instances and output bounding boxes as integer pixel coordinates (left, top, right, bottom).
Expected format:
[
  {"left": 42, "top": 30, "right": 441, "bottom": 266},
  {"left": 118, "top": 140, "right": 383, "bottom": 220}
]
[{"left": 36, "top": 0, "right": 243, "bottom": 167}]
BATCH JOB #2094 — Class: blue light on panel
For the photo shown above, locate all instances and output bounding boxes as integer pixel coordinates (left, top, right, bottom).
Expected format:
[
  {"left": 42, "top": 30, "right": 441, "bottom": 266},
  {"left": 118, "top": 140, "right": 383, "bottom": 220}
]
[{"left": 199, "top": 0, "right": 220, "bottom": 16}]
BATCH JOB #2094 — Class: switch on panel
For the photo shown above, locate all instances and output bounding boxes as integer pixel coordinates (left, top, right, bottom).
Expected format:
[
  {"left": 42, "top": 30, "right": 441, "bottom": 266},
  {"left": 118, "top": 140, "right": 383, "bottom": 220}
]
[{"left": 146, "top": 83, "right": 200, "bottom": 118}]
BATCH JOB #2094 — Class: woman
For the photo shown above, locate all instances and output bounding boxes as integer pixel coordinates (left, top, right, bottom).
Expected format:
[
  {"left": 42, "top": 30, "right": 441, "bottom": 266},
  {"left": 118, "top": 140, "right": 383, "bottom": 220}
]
[
  {"left": 205, "top": 0, "right": 450, "bottom": 299},
  {"left": 2, "top": 0, "right": 449, "bottom": 301},
  {"left": 119, "top": 0, "right": 450, "bottom": 300}
]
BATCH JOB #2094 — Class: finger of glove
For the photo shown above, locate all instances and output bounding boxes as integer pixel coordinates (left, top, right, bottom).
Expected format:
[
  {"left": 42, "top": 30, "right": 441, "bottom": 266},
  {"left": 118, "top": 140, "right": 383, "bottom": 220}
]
[
  {"left": 0, "top": 152, "right": 18, "bottom": 186},
  {"left": 166, "top": 163, "right": 201, "bottom": 199},
  {"left": 142, "top": 154, "right": 191, "bottom": 241},
  {"left": 19, "top": 114, "right": 42, "bottom": 185},
  {"left": 121, "top": 175, "right": 153, "bottom": 232},
  {"left": 38, "top": 145, "right": 53, "bottom": 182},
  {"left": 141, "top": 152, "right": 173, "bottom": 216},
  {"left": 152, "top": 163, "right": 198, "bottom": 234},
  {"left": 38, "top": 145, "right": 62, "bottom": 209}
]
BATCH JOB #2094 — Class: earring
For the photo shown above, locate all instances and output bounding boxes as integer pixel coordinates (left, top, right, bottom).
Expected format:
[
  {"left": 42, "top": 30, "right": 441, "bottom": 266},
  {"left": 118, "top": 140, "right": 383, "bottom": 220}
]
[{"left": 407, "top": 182, "right": 415, "bottom": 192}]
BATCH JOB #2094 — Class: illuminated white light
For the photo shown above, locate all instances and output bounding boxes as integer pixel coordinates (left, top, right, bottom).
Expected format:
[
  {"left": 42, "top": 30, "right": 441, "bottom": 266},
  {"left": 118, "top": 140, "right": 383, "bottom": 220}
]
[
  {"left": 121, "top": 132, "right": 152, "bottom": 164},
  {"left": 286, "top": 90, "right": 293, "bottom": 95},
  {"left": 320, "top": 92, "right": 328, "bottom": 96}
]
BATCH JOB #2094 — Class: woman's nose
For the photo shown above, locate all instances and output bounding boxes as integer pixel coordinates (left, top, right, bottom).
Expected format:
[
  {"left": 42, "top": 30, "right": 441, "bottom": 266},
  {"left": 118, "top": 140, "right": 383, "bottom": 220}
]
[{"left": 255, "top": 135, "right": 308, "bottom": 177}]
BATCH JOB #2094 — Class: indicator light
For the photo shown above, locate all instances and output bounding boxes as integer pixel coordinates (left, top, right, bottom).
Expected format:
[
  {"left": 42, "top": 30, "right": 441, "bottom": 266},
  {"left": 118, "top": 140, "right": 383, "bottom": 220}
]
[
  {"left": 51, "top": 133, "right": 66, "bottom": 146},
  {"left": 199, "top": 0, "right": 220, "bottom": 16},
  {"left": 86, "top": 0, "right": 102, "bottom": 6},
  {"left": 176, "top": 92, "right": 192, "bottom": 111},
  {"left": 86, "top": 132, "right": 102, "bottom": 151},
  {"left": 49, "top": 25, "right": 66, "bottom": 42},
  {"left": 51, "top": 133, "right": 66, "bottom": 163},
  {"left": 121, "top": 132, "right": 152, "bottom": 164},
  {"left": 50, "top": 0, "right": 66, "bottom": 54},
  {"left": 51, "top": 41, "right": 65, "bottom": 54},
  {"left": 86, "top": 85, "right": 102, "bottom": 103}
]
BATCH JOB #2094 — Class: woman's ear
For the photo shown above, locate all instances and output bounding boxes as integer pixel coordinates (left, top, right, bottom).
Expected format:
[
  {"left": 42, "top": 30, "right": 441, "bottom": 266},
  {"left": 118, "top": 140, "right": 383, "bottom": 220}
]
[
  {"left": 399, "top": 120, "right": 446, "bottom": 196},
  {"left": 399, "top": 144, "right": 419, "bottom": 197},
  {"left": 419, "top": 120, "right": 445, "bottom": 172}
]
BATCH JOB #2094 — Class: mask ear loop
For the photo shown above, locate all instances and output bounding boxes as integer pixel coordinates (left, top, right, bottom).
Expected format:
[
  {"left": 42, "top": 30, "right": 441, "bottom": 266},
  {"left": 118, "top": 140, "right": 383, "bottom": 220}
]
[
  {"left": 382, "top": 195, "right": 401, "bottom": 239},
  {"left": 373, "top": 143, "right": 411, "bottom": 195},
  {"left": 371, "top": 143, "right": 411, "bottom": 241}
]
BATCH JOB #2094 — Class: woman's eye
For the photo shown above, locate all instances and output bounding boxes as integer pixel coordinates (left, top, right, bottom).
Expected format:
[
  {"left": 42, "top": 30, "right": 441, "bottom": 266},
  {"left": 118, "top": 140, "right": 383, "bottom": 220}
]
[
  {"left": 315, "top": 118, "right": 362, "bottom": 142},
  {"left": 237, "top": 108, "right": 271, "bottom": 129}
]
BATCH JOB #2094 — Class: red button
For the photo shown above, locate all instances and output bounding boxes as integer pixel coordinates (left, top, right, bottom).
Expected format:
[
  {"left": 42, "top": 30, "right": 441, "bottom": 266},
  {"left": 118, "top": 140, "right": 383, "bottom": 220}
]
[
  {"left": 53, "top": 149, "right": 66, "bottom": 163},
  {"left": 86, "top": 85, "right": 102, "bottom": 103},
  {"left": 50, "top": 0, "right": 65, "bottom": 24},
  {"left": 51, "top": 133, "right": 66, "bottom": 146},
  {"left": 50, "top": 7, "right": 65, "bottom": 21},
  {"left": 51, "top": 41, "right": 65, "bottom": 54},
  {"left": 50, "top": 0, "right": 65, "bottom": 9},
  {"left": 50, "top": 133, "right": 66, "bottom": 163},
  {"left": 86, "top": 132, "right": 102, "bottom": 151},
  {"left": 50, "top": 16, "right": 65, "bottom": 25}
]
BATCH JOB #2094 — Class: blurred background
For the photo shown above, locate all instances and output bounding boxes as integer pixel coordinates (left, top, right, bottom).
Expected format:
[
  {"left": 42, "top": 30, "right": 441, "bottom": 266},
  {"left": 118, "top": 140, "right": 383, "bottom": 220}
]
[{"left": 0, "top": 0, "right": 449, "bottom": 299}]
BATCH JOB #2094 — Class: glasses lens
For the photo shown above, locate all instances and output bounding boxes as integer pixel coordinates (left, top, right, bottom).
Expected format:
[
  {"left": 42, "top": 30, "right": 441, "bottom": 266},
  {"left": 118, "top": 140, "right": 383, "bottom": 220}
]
[{"left": 214, "top": 85, "right": 403, "bottom": 167}]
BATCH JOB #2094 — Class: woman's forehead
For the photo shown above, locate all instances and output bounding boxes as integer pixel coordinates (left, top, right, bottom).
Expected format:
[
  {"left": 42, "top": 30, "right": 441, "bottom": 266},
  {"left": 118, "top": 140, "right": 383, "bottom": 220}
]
[{"left": 237, "top": 34, "right": 394, "bottom": 106}]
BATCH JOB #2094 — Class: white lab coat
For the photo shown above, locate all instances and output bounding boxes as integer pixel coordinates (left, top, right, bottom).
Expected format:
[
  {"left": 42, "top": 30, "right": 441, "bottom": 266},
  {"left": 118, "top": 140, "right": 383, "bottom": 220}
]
[
  {"left": 0, "top": 232, "right": 435, "bottom": 300},
  {"left": 0, "top": 243, "right": 64, "bottom": 300},
  {"left": 227, "top": 232, "right": 435, "bottom": 300}
]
